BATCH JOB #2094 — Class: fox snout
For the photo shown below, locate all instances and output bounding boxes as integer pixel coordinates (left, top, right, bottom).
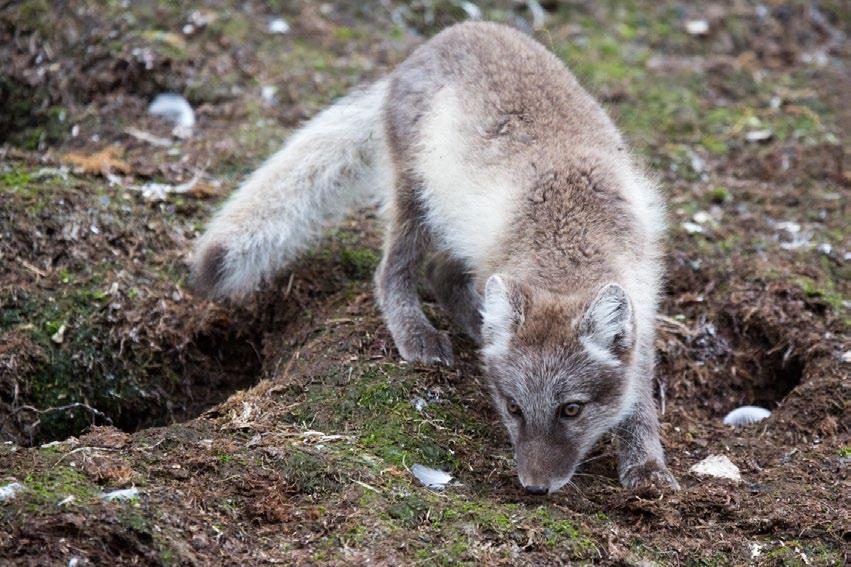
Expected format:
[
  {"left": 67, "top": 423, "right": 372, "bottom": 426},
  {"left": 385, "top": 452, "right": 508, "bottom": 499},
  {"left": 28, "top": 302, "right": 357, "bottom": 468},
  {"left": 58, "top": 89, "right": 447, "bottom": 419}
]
[{"left": 515, "top": 440, "right": 577, "bottom": 496}]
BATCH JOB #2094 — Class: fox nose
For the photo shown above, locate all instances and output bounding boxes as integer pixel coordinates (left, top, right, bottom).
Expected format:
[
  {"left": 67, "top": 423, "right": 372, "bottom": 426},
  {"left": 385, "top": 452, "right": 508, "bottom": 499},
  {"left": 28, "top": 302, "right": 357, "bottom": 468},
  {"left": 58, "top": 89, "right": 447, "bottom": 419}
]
[{"left": 524, "top": 485, "right": 549, "bottom": 496}]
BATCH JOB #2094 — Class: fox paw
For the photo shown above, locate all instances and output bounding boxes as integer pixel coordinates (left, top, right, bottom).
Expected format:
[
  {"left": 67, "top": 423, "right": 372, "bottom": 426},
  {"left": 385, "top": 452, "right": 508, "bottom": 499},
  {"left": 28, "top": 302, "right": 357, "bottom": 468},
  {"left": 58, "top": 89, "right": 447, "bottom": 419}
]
[
  {"left": 396, "top": 328, "right": 454, "bottom": 366},
  {"left": 620, "top": 460, "right": 680, "bottom": 492}
]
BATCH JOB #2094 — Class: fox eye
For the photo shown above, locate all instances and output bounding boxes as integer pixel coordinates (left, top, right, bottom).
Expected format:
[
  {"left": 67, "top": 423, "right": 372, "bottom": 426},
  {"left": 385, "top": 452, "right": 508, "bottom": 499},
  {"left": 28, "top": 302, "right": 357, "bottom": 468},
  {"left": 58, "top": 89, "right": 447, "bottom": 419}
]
[
  {"left": 560, "top": 402, "right": 583, "bottom": 419},
  {"left": 506, "top": 399, "right": 522, "bottom": 417}
]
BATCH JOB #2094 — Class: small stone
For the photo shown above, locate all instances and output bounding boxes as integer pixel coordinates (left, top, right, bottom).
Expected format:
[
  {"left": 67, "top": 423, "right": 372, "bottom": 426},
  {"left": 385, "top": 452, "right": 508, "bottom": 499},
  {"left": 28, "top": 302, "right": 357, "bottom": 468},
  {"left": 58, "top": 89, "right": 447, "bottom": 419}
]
[
  {"left": 816, "top": 243, "right": 832, "bottom": 255},
  {"left": 745, "top": 129, "right": 773, "bottom": 143},
  {"left": 689, "top": 454, "right": 741, "bottom": 482},
  {"left": 149, "top": 93, "right": 195, "bottom": 129},
  {"left": 261, "top": 85, "right": 278, "bottom": 106},
  {"left": 51, "top": 324, "right": 66, "bottom": 344},
  {"left": 268, "top": 18, "right": 290, "bottom": 34},
  {"left": 774, "top": 220, "right": 801, "bottom": 234},
  {"left": 682, "top": 221, "right": 705, "bottom": 234},
  {"left": 148, "top": 93, "right": 195, "bottom": 138},
  {"left": 685, "top": 20, "right": 709, "bottom": 35},
  {"left": 693, "top": 211, "right": 712, "bottom": 225}
]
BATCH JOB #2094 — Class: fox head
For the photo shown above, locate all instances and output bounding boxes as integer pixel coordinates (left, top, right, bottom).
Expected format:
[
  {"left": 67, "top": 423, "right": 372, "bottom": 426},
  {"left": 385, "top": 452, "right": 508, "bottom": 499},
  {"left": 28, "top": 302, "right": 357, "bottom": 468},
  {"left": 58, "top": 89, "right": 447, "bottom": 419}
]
[{"left": 480, "top": 275, "right": 637, "bottom": 495}]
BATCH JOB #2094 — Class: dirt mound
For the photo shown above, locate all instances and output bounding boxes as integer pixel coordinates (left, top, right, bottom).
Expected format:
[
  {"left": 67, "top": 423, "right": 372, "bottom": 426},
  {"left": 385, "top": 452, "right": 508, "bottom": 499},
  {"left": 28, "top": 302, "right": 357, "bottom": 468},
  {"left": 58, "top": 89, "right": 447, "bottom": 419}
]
[{"left": 0, "top": 0, "right": 848, "bottom": 564}]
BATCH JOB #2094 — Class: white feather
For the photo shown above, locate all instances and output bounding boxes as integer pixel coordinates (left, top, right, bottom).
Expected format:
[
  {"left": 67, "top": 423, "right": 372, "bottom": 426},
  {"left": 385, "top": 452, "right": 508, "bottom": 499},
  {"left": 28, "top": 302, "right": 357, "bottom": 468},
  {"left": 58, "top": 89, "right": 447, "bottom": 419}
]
[
  {"left": 723, "top": 406, "right": 771, "bottom": 427},
  {"left": 0, "top": 482, "right": 24, "bottom": 502},
  {"left": 411, "top": 464, "right": 453, "bottom": 489},
  {"left": 100, "top": 487, "right": 140, "bottom": 501}
]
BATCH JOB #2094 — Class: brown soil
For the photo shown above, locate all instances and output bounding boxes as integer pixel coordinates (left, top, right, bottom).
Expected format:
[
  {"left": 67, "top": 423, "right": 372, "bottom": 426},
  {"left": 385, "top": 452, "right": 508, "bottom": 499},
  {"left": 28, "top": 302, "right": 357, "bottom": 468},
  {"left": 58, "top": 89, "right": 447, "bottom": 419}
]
[{"left": 1, "top": 1, "right": 848, "bottom": 565}]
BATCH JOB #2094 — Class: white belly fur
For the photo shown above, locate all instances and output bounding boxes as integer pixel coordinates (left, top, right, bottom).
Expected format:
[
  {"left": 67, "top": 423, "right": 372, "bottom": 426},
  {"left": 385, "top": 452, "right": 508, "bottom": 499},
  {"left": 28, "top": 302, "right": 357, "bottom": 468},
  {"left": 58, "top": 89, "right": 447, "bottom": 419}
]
[{"left": 413, "top": 86, "right": 520, "bottom": 270}]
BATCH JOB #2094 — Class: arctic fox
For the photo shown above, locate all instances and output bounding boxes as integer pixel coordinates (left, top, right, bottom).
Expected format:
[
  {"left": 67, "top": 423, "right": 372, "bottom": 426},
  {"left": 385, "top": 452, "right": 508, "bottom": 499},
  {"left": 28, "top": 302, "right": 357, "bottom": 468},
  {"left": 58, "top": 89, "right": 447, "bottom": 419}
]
[{"left": 192, "top": 22, "right": 678, "bottom": 494}]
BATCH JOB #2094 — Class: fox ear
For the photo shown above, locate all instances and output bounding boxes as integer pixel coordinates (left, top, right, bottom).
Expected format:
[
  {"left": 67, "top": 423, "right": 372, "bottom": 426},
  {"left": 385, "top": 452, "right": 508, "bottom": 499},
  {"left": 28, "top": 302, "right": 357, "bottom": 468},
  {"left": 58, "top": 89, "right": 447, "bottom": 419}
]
[
  {"left": 481, "top": 274, "right": 525, "bottom": 358},
  {"left": 579, "top": 283, "right": 634, "bottom": 365}
]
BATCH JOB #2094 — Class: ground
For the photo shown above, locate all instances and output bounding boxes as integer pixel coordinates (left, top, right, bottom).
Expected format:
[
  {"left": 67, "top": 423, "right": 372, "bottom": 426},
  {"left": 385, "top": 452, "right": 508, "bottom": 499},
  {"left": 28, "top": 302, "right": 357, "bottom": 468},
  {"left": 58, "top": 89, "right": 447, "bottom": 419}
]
[{"left": 0, "top": 1, "right": 848, "bottom": 565}]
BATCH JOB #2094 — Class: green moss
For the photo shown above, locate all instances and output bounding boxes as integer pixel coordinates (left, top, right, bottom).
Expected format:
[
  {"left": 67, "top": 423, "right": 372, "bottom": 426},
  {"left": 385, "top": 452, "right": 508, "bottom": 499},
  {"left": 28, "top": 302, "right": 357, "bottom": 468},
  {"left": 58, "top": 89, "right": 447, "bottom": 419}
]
[
  {"left": 700, "top": 135, "right": 728, "bottom": 155},
  {"left": 387, "top": 493, "right": 431, "bottom": 528},
  {"left": 333, "top": 26, "right": 358, "bottom": 42},
  {"left": 709, "top": 186, "right": 732, "bottom": 204},
  {"left": 0, "top": 168, "right": 33, "bottom": 189},
  {"left": 618, "top": 81, "right": 701, "bottom": 146},
  {"left": 284, "top": 363, "right": 483, "bottom": 472},
  {"left": 533, "top": 506, "right": 597, "bottom": 553},
  {"left": 22, "top": 466, "right": 100, "bottom": 509},
  {"left": 440, "top": 498, "right": 517, "bottom": 537},
  {"left": 340, "top": 247, "right": 379, "bottom": 280},
  {"left": 795, "top": 277, "right": 847, "bottom": 312},
  {"left": 210, "top": 12, "right": 252, "bottom": 43},
  {"left": 275, "top": 448, "right": 343, "bottom": 495},
  {"left": 558, "top": 32, "right": 645, "bottom": 90},
  {"left": 8, "top": 0, "right": 52, "bottom": 34},
  {"left": 760, "top": 540, "right": 842, "bottom": 566}
]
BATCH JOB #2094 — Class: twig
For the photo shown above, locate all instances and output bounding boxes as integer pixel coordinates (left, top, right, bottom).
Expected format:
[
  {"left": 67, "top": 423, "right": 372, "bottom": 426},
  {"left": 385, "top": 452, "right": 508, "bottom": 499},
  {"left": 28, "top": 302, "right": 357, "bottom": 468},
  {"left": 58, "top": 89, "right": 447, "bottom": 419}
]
[
  {"left": 14, "top": 402, "right": 113, "bottom": 426},
  {"left": 352, "top": 479, "right": 381, "bottom": 494},
  {"left": 18, "top": 258, "right": 47, "bottom": 278},
  {"left": 52, "top": 445, "right": 120, "bottom": 468},
  {"left": 283, "top": 273, "right": 295, "bottom": 298}
]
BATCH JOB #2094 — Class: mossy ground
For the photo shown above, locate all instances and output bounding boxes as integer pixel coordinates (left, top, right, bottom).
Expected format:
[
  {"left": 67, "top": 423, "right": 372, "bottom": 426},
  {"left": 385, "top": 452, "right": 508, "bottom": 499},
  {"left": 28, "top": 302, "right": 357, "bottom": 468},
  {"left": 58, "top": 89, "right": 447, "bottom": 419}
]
[{"left": 1, "top": 0, "right": 848, "bottom": 565}]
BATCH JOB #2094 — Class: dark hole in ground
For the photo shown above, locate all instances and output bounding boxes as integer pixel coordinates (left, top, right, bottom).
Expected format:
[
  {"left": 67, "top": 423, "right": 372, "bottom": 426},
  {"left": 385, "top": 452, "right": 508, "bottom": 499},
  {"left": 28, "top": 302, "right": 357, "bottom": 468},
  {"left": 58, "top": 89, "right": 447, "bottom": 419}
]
[
  {"left": 2, "top": 317, "right": 269, "bottom": 447},
  {"left": 132, "top": 327, "right": 266, "bottom": 431},
  {"left": 660, "top": 308, "right": 805, "bottom": 420},
  {"left": 659, "top": 256, "right": 806, "bottom": 419},
  {"left": 716, "top": 313, "right": 806, "bottom": 411},
  {"left": 0, "top": 76, "right": 63, "bottom": 149},
  {"left": 0, "top": 240, "right": 354, "bottom": 447}
]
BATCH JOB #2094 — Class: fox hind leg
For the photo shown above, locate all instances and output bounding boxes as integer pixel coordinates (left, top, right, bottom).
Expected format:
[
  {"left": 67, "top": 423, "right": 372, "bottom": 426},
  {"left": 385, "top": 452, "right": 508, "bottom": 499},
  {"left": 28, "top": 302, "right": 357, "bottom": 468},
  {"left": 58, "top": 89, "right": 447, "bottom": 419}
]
[
  {"left": 425, "top": 252, "right": 483, "bottom": 343},
  {"left": 375, "top": 174, "right": 454, "bottom": 365}
]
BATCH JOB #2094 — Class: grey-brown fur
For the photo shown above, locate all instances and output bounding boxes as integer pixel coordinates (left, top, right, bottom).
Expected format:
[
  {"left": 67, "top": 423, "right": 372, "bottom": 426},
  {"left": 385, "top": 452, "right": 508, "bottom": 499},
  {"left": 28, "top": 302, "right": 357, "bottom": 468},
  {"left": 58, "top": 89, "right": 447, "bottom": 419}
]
[
  {"left": 374, "top": 169, "right": 454, "bottom": 365},
  {"left": 191, "top": 21, "right": 676, "bottom": 494},
  {"left": 425, "top": 252, "right": 482, "bottom": 342},
  {"left": 376, "top": 23, "right": 675, "bottom": 493}
]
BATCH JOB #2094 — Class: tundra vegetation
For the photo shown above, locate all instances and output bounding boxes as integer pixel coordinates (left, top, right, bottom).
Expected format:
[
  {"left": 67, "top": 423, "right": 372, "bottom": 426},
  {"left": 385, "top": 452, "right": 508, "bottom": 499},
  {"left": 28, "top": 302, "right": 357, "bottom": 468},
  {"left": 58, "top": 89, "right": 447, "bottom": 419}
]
[{"left": 0, "top": 1, "right": 847, "bottom": 564}]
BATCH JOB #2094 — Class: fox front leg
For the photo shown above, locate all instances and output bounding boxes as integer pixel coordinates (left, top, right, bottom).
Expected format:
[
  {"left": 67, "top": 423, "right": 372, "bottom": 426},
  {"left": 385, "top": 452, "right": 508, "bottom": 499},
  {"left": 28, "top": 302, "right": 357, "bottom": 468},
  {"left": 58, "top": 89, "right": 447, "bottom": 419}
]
[{"left": 614, "top": 379, "right": 679, "bottom": 491}]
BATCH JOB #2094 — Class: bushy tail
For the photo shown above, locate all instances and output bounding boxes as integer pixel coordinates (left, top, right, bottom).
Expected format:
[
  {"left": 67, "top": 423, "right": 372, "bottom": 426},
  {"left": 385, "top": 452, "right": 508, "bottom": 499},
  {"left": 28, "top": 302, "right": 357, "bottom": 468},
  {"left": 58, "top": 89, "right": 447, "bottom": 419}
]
[{"left": 192, "top": 79, "right": 392, "bottom": 298}]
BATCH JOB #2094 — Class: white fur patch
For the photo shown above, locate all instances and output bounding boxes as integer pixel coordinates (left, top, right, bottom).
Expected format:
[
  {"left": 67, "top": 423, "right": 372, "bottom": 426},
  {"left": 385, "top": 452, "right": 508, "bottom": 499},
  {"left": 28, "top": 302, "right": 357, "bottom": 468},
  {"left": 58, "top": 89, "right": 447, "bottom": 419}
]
[
  {"left": 580, "top": 336, "right": 621, "bottom": 368},
  {"left": 481, "top": 275, "right": 514, "bottom": 358},
  {"left": 414, "top": 87, "right": 519, "bottom": 268}
]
